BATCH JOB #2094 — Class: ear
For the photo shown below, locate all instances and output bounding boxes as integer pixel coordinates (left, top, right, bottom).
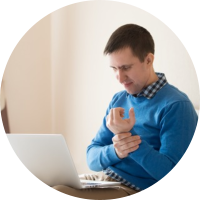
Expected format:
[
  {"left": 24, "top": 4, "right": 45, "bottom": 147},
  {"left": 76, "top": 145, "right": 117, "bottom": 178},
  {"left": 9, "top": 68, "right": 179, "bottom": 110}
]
[{"left": 146, "top": 53, "right": 154, "bottom": 66}]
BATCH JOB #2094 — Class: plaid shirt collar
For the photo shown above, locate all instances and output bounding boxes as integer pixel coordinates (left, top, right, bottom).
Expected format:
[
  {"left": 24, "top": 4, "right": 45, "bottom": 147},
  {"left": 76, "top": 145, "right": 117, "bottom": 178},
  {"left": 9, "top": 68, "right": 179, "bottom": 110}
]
[{"left": 128, "top": 72, "right": 167, "bottom": 99}]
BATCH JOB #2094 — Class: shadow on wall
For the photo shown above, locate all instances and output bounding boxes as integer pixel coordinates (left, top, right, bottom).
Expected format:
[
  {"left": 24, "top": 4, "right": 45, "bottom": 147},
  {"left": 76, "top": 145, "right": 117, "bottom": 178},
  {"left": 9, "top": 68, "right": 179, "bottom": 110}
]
[{"left": 1, "top": 82, "right": 10, "bottom": 133}]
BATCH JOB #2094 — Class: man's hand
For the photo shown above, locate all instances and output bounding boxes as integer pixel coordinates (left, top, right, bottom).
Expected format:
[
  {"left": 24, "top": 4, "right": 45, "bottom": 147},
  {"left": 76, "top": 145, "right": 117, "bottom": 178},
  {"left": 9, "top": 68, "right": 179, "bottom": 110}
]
[
  {"left": 112, "top": 133, "right": 141, "bottom": 159},
  {"left": 106, "top": 107, "right": 139, "bottom": 158},
  {"left": 106, "top": 107, "right": 135, "bottom": 134}
]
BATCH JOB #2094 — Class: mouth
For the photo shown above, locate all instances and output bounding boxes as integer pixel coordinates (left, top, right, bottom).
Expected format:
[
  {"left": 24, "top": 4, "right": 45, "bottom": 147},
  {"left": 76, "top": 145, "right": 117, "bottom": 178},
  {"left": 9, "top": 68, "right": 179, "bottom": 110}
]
[{"left": 123, "top": 82, "right": 133, "bottom": 89}]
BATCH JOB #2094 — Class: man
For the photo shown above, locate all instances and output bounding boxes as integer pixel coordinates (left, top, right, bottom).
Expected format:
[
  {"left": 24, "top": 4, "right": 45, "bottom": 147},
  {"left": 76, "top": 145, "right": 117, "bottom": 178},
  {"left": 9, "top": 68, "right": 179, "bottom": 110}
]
[{"left": 54, "top": 24, "right": 198, "bottom": 199}]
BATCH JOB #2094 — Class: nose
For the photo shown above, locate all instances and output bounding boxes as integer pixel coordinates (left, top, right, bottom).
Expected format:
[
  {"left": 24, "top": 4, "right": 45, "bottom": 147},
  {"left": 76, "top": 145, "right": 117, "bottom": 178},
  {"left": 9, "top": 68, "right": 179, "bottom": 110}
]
[{"left": 116, "top": 69, "right": 126, "bottom": 83}]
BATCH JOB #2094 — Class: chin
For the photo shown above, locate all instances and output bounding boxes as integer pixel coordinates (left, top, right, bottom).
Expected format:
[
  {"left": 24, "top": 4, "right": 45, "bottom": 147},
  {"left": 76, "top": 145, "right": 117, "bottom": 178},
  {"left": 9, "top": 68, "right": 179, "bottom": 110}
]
[
  {"left": 126, "top": 89, "right": 140, "bottom": 95},
  {"left": 126, "top": 90, "right": 134, "bottom": 95}
]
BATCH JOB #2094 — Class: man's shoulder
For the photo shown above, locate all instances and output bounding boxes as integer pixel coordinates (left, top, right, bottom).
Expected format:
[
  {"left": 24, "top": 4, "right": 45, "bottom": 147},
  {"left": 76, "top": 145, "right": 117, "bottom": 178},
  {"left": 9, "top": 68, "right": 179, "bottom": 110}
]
[
  {"left": 111, "top": 90, "right": 127, "bottom": 104},
  {"left": 113, "top": 90, "right": 127, "bottom": 97},
  {"left": 158, "top": 83, "right": 190, "bottom": 103},
  {"left": 112, "top": 90, "right": 127, "bottom": 98}
]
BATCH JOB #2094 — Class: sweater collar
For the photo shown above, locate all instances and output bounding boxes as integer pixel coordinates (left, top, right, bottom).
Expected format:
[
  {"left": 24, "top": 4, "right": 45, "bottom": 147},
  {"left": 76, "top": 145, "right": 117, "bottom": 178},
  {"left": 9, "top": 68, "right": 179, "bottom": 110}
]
[{"left": 126, "top": 72, "right": 167, "bottom": 99}]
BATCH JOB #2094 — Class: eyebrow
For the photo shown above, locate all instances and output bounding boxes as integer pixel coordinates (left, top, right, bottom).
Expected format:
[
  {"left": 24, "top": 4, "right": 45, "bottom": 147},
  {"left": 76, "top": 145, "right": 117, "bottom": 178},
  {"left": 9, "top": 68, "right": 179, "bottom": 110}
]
[{"left": 110, "top": 64, "right": 132, "bottom": 69}]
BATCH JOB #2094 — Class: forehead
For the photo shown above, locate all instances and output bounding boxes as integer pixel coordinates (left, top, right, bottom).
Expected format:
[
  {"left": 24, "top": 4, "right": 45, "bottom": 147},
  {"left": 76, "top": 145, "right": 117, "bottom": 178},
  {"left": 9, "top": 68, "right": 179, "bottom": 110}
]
[{"left": 109, "top": 47, "right": 140, "bottom": 66}]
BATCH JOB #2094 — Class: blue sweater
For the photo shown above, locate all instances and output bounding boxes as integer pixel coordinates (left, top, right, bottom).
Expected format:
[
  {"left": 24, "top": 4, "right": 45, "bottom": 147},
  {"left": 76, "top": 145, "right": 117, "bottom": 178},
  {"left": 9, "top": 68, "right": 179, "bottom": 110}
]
[{"left": 86, "top": 83, "right": 198, "bottom": 190}]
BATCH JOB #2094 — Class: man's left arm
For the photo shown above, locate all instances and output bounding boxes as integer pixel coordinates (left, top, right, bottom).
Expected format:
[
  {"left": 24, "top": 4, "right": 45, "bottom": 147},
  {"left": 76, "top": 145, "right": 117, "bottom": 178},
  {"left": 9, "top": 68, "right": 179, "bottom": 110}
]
[{"left": 107, "top": 102, "right": 198, "bottom": 181}]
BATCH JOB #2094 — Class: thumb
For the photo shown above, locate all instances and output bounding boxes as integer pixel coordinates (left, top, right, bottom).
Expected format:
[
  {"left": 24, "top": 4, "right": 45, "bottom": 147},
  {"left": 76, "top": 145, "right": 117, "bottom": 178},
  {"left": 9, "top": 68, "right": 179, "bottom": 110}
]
[{"left": 129, "top": 107, "right": 135, "bottom": 124}]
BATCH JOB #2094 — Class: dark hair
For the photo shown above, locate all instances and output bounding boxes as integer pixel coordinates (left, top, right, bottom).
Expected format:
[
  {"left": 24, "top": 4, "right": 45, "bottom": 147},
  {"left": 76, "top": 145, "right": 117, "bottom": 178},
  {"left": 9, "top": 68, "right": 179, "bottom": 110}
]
[{"left": 104, "top": 24, "right": 155, "bottom": 62}]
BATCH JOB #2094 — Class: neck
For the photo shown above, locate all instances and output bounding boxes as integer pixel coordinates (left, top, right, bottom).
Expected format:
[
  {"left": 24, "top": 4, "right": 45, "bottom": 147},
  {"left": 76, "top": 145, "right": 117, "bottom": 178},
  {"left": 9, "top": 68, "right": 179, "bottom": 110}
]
[
  {"left": 144, "top": 70, "right": 158, "bottom": 88},
  {"left": 149, "top": 72, "right": 158, "bottom": 84}
]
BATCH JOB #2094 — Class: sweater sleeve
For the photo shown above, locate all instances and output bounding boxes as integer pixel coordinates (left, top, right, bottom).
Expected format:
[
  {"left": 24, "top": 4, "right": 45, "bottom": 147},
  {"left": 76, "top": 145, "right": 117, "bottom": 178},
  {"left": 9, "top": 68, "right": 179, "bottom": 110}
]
[
  {"left": 128, "top": 101, "right": 198, "bottom": 180},
  {"left": 86, "top": 93, "right": 122, "bottom": 171},
  {"left": 86, "top": 116, "right": 121, "bottom": 171}
]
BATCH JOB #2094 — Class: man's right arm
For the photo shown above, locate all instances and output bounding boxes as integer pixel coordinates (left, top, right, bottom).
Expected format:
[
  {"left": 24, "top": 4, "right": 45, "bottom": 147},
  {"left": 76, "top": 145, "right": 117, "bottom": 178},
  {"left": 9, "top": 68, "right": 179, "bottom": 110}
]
[
  {"left": 86, "top": 116, "right": 122, "bottom": 171},
  {"left": 87, "top": 92, "right": 129, "bottom": 171}
]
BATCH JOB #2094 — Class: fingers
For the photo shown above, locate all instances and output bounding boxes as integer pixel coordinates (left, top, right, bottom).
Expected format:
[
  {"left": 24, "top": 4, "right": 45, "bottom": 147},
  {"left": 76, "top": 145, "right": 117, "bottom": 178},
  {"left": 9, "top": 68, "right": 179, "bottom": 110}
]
[
  {"left": 107, "top": 107, "right": 123, "bottom": 124},
  {"left": 113, "top": 107, "right": 124, "bottom": 120},
  {"left": 106, "top": 109, "right": 114, "bottom": 126},
  {"left": 113, "top": 135, "right": 141, "bottom": 150},
  {"left": 106, "top": 108, "right": 124, "bottom": 134},
  {"left": 129, "top": 107, "right": 134, "bottom": 118},
  {"left": 112, "top": 132, "right": 132, "bottom": 141},
  {"left": 128, "top": 107, "right": 135, "bottom": 124},
  {"left": 112, "top": 133, "right": 140, "bottom": 143},
  {"left": 111, "top": 107, "right": 135, "bottom": 123},
  {"left": 117, "top": 145, "right": 140, "bottom": 159},
  {"left": 108, "top": 107, "right": 134, "bottom": 120},
  {"left": 112, "top": 133, "right": 141, "bottom": 159},
  {"left": 106, "top": 107, "right": 135, "bottom": 135}
]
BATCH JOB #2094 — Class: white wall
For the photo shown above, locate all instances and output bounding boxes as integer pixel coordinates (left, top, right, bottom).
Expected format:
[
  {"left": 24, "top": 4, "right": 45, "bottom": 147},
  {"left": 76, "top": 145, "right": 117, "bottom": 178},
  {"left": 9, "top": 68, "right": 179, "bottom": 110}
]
[
  {"left": 1, "top": 1, "right": 199, "bottom": 175},
  {"left": 2, "top": 15, "right": 52, "bottom": 133}
]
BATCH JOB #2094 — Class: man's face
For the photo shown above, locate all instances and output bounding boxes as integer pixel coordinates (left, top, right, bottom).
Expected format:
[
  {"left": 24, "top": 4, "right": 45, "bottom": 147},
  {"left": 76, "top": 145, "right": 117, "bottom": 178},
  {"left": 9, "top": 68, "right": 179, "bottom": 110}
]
[{"left": 109, "top": 47, "right": 151, "bottom": 95}]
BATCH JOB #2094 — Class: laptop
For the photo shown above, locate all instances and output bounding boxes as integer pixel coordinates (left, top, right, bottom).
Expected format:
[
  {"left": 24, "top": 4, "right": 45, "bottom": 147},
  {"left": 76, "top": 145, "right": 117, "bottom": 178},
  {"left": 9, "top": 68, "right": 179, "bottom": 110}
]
[{"left": 7, "top": 134, "right": 121, "bottom": 189}]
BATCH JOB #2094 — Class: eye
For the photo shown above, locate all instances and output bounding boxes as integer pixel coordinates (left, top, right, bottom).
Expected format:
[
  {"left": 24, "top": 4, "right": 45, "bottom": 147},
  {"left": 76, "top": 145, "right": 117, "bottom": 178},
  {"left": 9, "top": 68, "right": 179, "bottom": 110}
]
[
  {"left": 111, "top": 66, "right": 117, "bottom": 71},
  {"left": 123, "top": 66, "right": 131, "bottom": 71}
]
